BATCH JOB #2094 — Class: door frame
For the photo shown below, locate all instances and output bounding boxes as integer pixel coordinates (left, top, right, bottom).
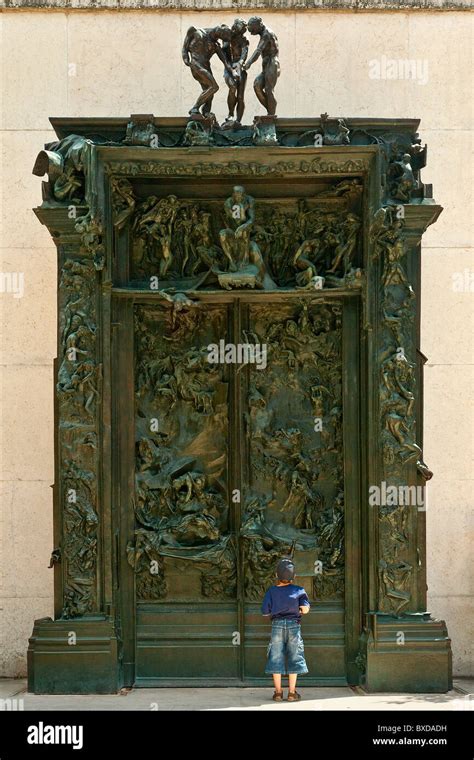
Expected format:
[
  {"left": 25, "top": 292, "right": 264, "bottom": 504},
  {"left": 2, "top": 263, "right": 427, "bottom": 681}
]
[{"left": 104, "top": 144, "right": 377, "bottom": 686}]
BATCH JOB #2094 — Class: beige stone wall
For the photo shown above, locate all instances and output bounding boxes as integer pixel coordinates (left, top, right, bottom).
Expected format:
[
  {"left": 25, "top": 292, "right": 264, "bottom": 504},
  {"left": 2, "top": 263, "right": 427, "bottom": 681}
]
[{"left": 0, "top": 9, "right": 472, "bottom": 678}]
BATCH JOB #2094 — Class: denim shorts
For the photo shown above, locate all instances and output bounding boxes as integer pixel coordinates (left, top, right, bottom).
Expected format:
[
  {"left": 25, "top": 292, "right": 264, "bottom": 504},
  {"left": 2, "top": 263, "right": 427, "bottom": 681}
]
[{"left": 265, "top": 618, "right": 309, "bottom": 675}]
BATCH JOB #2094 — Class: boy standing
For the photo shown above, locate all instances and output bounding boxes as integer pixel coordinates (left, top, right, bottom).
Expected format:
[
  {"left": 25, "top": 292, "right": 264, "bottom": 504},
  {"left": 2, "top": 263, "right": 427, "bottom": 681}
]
[{"left": 261, "top": 558, "right": 310, "bottom": 702}]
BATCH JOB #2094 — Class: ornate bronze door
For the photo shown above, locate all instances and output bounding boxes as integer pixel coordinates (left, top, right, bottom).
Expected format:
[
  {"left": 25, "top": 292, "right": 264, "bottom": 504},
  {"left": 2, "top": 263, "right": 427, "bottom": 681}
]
[
  {"left": 28, "top": 122, "right": 451, "bottom": 694},
  {"left": 122, "top": 292, "right": 360, "bottom": 685}
]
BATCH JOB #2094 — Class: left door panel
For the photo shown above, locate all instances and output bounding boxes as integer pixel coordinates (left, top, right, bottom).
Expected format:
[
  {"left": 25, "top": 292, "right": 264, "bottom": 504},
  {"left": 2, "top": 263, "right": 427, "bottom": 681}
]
[{"left": 128, "top": 302, "right": 239, "bottom": 683}]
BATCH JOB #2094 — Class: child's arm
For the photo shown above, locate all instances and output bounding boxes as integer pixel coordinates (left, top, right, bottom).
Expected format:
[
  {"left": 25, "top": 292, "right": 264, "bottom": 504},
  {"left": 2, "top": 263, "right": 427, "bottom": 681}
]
[
  {"left": 261, "top": 588, "right": 272, "bottom": 616},
  {"left": 299, "top": 589, "right": 311, "bottom": 614}
]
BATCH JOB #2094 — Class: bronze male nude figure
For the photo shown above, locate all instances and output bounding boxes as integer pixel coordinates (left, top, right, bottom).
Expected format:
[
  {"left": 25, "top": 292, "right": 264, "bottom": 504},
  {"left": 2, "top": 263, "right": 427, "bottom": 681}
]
[
  {"left": 243, "top": 17, "right": 280, "bottom": 117},
  {"left": 182, "top": 25, "right": 236, "bottom": 117},
  {"left": 221, "top": 19, "right": 249, "bottom": 128}
]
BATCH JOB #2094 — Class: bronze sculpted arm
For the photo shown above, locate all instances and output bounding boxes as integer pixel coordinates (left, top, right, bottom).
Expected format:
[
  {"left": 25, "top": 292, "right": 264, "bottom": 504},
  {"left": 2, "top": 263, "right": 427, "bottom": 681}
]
[
  {"left": 215, "top": 42, "right": 236, "bottom": 79},
  {"left": 224, "top": 199, "right": 235, "bottom": 226},
  {"left": 244, "top": 37, "right": 264, "bottom": 70},
  {"left": 242, "top": 196, "right": 255, "bottom": 229},
  {"left": 182, "top": 26, "right": 196, "bottom": 66},
  {"left": 235, "top": 196, "right": 255, "bottom": 237},
  {"left": 239, "top": 39, "right": 249, "bottom": 67}
]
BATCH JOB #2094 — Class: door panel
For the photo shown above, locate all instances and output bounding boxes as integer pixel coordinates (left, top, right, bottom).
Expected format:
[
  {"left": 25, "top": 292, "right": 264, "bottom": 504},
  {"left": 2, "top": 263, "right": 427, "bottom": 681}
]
[
  {"left": 241, "top": 300, "right": 346, "bottom": 680},
  {"left": 128, "top": 297, "right": 350, "bottom": 684},
  {"left": 136, "top": 605, "right": 239, "bottom": 681},
  {"left": 130, "top": 302, "right": 238, "bottom": 680}
]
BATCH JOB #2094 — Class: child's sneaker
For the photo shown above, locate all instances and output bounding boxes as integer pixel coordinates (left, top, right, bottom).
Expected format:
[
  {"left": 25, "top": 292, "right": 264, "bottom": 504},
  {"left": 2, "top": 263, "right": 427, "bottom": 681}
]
[
  {"left": 287, "top": 690, "right": 301, "bottom": 702},
  {"left": 272, "top": 690, "right": 283, "bottom": 701}
]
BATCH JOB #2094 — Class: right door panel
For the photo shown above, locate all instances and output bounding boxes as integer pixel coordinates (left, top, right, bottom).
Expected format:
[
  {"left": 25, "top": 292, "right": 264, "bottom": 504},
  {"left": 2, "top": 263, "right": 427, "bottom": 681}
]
[{"left": 241, "top": 299, "right": 347, "bottom": 682}]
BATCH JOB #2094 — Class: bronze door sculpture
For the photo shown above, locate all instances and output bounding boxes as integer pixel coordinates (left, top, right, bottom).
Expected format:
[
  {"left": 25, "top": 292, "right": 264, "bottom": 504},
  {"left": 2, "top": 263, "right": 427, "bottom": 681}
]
[
  {"left": 125, "top": 294, "right": 357, "bottom": 684},
  {"left": 125, "top": 294, "right": 358, "bottom": 684},
  {"left": 28, "top": 120, "right": 451, "bottom": 693},
  {"left": 111, "top": 170, "right": 363, "bottom": 684}
]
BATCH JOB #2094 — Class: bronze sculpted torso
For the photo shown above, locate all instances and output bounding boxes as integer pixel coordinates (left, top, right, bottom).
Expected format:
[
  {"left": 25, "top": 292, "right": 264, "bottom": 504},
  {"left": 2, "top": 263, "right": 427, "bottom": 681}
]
[
  {"left": 244, "top": 17, "right": 280, "bottom": 117},
  {"left": 222, "top": 19, "right": 249, "bottom": 127}
]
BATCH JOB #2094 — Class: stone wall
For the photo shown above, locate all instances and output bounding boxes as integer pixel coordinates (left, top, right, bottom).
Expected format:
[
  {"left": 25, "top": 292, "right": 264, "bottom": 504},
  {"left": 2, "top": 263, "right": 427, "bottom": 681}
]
[
  {"left": 0, "top": 7, "right": 472, "bottom": 677},
  {"left": 1, "top": 1, "right": 471, "bottom": 9}
]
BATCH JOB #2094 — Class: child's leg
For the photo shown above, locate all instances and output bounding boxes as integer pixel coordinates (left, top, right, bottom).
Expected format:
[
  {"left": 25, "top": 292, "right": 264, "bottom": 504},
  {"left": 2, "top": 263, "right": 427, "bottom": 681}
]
[
  {"left": 265, "top": 624, "right": 285, "bottom": 685},
  {"left": 286, "top": 624, "right": 308, "bottom": 694}
]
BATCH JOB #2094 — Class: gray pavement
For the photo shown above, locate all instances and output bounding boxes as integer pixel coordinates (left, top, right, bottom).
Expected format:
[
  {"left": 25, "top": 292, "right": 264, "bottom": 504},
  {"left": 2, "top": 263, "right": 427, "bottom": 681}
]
[{"left": 0, "top": 678, "right": 473, "bottom": 710}]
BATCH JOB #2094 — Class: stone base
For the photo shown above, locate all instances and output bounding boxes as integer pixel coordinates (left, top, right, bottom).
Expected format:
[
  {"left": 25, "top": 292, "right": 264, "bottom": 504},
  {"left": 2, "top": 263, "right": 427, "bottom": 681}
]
[
  {"left": 252, "top": 115, "right": 278, "bottom": 146},
  {"left": 184, "top": 113, "right": 217, "bottom": 146},
  {"left": 363, "top": 613, "right": 452, "bottom": 692},
  {"left": 28, "top": 617, "right": 119, "bottom": 694}
]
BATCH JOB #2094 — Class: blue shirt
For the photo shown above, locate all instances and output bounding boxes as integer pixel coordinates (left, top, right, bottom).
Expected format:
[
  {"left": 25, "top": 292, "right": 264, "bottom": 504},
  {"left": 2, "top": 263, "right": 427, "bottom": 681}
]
[{"left": 261, "top": 584, "right": 310, "bottom": 622}]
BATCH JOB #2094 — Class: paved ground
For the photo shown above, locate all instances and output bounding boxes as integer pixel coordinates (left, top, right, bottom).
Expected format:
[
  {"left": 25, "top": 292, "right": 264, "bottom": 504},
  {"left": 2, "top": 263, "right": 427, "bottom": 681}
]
[{"left": 1, "top": 678, "right": 473, "bottom": 711}]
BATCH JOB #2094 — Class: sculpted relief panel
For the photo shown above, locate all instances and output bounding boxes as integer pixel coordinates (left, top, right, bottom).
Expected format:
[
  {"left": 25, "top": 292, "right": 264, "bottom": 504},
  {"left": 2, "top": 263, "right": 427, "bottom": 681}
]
[
  {"left": 371, "top": 207, "right": 431, "bottom": 615},
  {"left": 242, "top": 301, "right": 344, "bottom": 602},
  {"left": 127, "top": 180, "right": 364, "bottom": 292},
  {"left": 128, "top": 303, "right": 236, "bottom": 601},
  {"left": 128, "top": 299, "right": 345, "bottom": 604},
  {"left": 57, "top": 257, "right": 100, "bottom": 618}
]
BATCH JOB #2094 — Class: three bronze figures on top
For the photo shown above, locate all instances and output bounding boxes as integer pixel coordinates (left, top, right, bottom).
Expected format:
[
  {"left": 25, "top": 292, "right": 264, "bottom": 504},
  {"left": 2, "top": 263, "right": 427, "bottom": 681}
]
[{"left": 182, "top": 17, "right": 279, "bottom": 130}]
